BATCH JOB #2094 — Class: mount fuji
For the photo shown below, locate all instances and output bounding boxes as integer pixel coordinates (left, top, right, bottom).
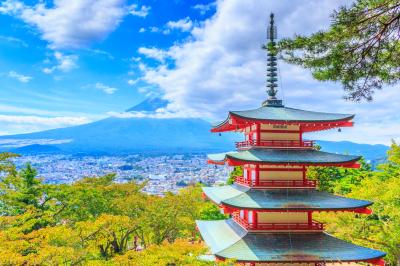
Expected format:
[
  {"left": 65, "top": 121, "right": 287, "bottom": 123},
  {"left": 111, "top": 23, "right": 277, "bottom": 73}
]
[
  {"left": 0, "top": 97, "right": 389, "bottom": 160},
  {"left": 0, "top": 97, "right": 237, "bottom": 154}
]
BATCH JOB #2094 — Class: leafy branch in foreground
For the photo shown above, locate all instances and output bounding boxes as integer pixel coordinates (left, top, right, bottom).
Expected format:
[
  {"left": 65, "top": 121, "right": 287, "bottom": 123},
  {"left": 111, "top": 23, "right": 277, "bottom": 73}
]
[{"left": 277, "top": 0, "right": 400, "bottom": 101}]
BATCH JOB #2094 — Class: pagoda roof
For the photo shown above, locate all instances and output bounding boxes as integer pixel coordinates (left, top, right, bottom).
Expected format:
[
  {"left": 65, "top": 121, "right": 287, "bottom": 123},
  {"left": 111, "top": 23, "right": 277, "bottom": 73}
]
[
  {"left": 202, "top": 184, "right": 372, "bottom": 211},
  {"left": 196, "top": 219, "right": 386, "bottom": 263},
  {"left": 212, "top": 106, "right": 354, "bottom": 132},
  {"left": 207, "top": 149, "right": 361, "bottom": 166}
]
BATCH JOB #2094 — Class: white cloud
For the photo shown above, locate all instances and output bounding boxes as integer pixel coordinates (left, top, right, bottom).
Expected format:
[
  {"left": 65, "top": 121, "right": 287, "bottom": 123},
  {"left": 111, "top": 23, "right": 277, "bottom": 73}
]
[
  {"left": 95, "top": 83, "right": 117, "bottom": 94},
  {"left": 106, "top": 110, "right": 187, "bottom": 119},
  {"left": 138, "top": 47, "right": 168, "bottom": 62},
  {"left": 86, "top": 49, "right": 114, "bottom": 60},
  {"left": 128, "top": 4, "right": 150, "bottom": 17},
  {"left": 0, "top": 114, "right": 91, "bottom": 136},
  {"left": 8, "top": 71, "right": 32, "bottom": 83},
  {"left": 192, "top": 2, "right": 216, "bottom": 15},
  {"left": 0, "top": 0, "right": 23, "bottom": 13},
  {"left": 43, "top": 52, "right": 78, "bottom": 74},
  {"left": 0, "top": 35, "right": 28, "bottom": 47},
  {"left": 127, "top": 78, "right": 140, "bottom": 86},
  {"left": 166, "top": 17, "right": 193, "bottom": 32},
  {"left": 139, "top": 27, "right": 146, "bottom": 33},
  {"left": 136, "top": 0, "right": 400, "bottom": 144},
  {"left": 0, "top": 0, "right": 149, "bottom": 49},
  {"left": 149, "top": 26, "right": 160, "bottom": 33},
  {"left": 0, "top": 114, "right": 89, "bottom": 126}
]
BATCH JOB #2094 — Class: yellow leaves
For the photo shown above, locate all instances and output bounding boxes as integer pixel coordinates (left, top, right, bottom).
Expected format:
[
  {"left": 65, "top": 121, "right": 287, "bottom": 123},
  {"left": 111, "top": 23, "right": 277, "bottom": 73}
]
[
  {"left": 111, "top": 239, "right": 212, "bottom": 266},
  {"left": 0, "top": 224, "right": 87, "bottom": 265}
]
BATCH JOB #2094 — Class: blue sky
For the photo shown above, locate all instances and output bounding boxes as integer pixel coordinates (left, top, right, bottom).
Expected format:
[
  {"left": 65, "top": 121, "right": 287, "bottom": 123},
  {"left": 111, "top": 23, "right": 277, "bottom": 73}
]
[{"left": 0, "top": 0, "right": 399, "bottom": 144}]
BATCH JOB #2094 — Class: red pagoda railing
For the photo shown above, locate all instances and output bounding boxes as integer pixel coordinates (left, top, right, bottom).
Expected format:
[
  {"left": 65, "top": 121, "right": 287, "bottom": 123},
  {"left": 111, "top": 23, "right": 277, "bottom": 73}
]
[
  {"left": 235, "top": 140, "right": 314, "bottom": 149},
  {"left": 232, "top": 213, "right": 324, "bottom": 231},
  {"left": 235, "top": 176, "right": 253, "bottom": 186},
  {"left": 235, "top": 176, "right": 316, "bottom": 188},
  {"left": 258, "top": 179, "right": 316, "bottom": 188}
]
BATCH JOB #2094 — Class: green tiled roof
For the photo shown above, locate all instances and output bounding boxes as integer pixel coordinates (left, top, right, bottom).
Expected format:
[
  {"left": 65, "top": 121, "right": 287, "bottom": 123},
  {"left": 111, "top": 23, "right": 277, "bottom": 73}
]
[
  {"left": 213, "top": 106, "right": 354, "bottom": 128},
  {"left": 196, "top": 219, "right": 385, "bottom": 262},
  {"left": 203, "top": 184, "right": 372, "bottom": 210},
  {"left": 208, "top": 149, "right": 361, "bottom": 164}
]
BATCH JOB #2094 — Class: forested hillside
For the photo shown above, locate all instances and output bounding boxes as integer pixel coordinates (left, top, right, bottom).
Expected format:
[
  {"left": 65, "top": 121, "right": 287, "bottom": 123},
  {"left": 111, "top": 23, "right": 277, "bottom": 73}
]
[
  {"left": 0, "top": 155, "right": 231, "bottom": 265},
  {"left": 0, "top": 142, "right": 399, "bottom": 265}
]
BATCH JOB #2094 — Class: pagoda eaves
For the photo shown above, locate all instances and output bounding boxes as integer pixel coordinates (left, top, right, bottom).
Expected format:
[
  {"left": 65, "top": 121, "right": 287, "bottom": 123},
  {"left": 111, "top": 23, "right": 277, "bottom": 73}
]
[
  {"left": 207, "top": 149, "right": 361, "bottom": 168},
  {"left": 212, "top": 106, "right": 354, "bottom": 133},
  {"left": 197, "top": 219, "right": 386, "bottom": 264},
  {"left": 202, "top": 184, "right": 372, "bottom": 212}
]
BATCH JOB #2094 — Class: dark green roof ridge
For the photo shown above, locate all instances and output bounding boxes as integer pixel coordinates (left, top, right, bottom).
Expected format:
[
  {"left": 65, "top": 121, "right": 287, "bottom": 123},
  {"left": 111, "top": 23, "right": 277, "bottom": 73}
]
[
  {"left": 208, "top": 149, "right": 361, "bottom": 165},
  {"left": 196, "top": 219, "right": 386, "bottom": 262},
  {"left": 202, "top": 184, "right": 372, "bottom": 210}
]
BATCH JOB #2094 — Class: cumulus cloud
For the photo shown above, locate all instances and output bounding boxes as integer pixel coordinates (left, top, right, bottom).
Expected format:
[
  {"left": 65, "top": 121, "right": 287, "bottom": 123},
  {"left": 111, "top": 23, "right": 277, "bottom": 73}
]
[
  {"left": 8, "top": 71, "right": 32, "bottom": 83},
  {"left": 43, "top": 52, "right": 78, "bottom": 74},
  {"left": 128, "top": 4, "right": 150, "bottom": 17},
  {"left": 0, "top": 0, "right": 150, "bottom": 49},
  {"left": 166, "top": 17, "right": 193, "bottom": 32},
  {"left": 192, "top": 2, "right": 216, "bottom": 15},
  {"left": 136, "top": 0, "right": 399, "bottom": 144},
  {"left": 138, "top": 47, "right": 168, "bottom": 62},
  {"left": 127, "top": 79, "right": 140, "bottom": 86},
  {"left": 95, "top": 83, "right": 117, "bottom": 94}
]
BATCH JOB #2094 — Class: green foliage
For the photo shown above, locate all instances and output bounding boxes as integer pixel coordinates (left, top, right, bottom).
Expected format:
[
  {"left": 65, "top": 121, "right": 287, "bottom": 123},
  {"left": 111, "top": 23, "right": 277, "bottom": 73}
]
[
  {"left": 278, "top": 0, "right": 400, "bottom": 101},
  {"left": 0, "top": 155, "right": 226, "bottom": 264},
  {"left": 308, "top": 157, "right": 372, "bottom": 194},
  {"left": 313, "top": 141, "right": 400, "bottom": 264},
  {"left": 227, "top": 166, "right": 242, "bottom": 185},
  {"left": 2, "top": 143, "right": 400, "bottom": 264}
]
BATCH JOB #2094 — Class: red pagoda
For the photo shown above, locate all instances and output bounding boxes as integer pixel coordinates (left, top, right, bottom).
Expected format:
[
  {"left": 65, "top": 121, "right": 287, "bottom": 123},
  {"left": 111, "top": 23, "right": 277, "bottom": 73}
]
[{"left": 196, "top": 14, "right": 386, "bottom": 266}]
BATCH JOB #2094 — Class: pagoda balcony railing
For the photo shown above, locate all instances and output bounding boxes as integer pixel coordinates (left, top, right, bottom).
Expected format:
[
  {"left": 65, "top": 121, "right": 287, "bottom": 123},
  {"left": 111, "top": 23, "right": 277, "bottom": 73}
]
[
  {"left": 235, "top": 176, "right": 316, "bottom": 188},
  {"left": 235, "top": 140, "right": 314, "bottom": 149},
  {"left": 235, "top": 176, "right": 253, "bottom": 186},
  {"left": 232, "top": 213, "right": 324, "bottom": 231},
  {"left": 258, "top": 179, "right": 317, "bottom": 188}
]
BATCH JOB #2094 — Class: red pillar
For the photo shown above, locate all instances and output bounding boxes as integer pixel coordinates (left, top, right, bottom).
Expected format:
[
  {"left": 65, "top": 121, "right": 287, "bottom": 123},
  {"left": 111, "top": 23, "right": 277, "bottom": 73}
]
[
  {"left": 299, "top": 129, "right": 303, "bottom": 145},
  {"left": 255, "top": 164, "right": 260, "bottom": 186},
  {"left": 253, "top": 211, "right": 258, "bottom": 229},
  {"left": 308, "top": 211, "right": 312, "bottom": 227}
]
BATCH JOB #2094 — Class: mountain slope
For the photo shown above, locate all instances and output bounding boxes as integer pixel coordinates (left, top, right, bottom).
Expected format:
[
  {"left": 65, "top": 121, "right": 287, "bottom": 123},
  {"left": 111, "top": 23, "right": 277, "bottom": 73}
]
[
  {"left": 316, "top": 140, "right": 388, "bottom": 161},
  {"left": 125, "top": 97, "right": 169, "bottom": 112},
  {"left": 0, "top": 117, "right": 237, "bottom": 154}
]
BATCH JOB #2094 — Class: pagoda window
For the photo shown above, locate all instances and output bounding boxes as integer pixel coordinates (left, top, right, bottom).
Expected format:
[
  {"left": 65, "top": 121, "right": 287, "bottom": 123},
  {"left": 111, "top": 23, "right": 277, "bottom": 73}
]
[
  {"left": 259, "top": 169, "right": 303, "bottom": 181},
  {"left": 258, "top": 212, "right": 308, "bottom": 224},
  {"left": 259, "top": 131, "right": 300, "bottom": 141},
  {"left": 239, "top": 210, "right": 244, "bottom": 219}
]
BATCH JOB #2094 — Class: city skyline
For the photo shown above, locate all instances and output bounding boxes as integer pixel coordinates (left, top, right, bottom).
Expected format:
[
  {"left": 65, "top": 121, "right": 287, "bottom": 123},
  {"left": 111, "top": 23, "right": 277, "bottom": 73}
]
[{"left": 0, "top": 0, "right": 399, "bottom": 145}]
